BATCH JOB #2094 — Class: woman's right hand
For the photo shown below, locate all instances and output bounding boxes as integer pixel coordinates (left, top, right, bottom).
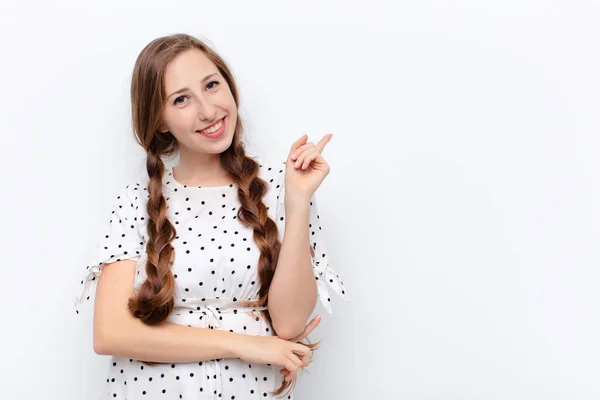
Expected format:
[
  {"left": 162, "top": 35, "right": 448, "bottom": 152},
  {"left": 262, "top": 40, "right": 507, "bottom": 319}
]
[
  {"left": 237, "top": 315, "right": 322, "bottom": 375},
  {"left": 278, "top": 315, "right": 322, "bottom": 382},
  {"left": 239, "top": 335, "right": 311, "bottom": 375}
]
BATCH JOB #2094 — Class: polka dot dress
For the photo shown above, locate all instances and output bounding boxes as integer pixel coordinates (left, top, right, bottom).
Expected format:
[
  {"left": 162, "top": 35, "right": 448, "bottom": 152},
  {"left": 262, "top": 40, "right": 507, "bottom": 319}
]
[{"left": 75, "top": 157, "right": 349, "bottom": 399}]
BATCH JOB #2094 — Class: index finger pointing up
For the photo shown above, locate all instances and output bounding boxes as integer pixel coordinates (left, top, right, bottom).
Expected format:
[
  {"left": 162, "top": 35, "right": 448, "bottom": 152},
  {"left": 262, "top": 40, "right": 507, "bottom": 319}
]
[{"left": 316, "top": 133, "right": 333, "bottom": 153}]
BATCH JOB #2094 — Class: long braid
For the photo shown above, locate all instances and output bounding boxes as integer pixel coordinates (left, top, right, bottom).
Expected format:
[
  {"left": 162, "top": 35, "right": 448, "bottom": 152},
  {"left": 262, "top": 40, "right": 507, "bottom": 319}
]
[
  {"left": 222, "top": 143, "right": 320, "bottom": 397},
  {"left": 127, "top": 146, "right": 177, "bottom": 324}
]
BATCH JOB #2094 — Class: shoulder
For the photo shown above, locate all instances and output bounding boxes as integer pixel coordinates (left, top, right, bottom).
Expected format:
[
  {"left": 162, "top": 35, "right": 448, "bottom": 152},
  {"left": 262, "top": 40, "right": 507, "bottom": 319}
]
[
  {"left": 117, "top": 181, "right": 148, "bottom": 205},
  {"left": 255, "top": 155, "right": 286, "bottom": 188},
  {"left": 253, "top": 155, "right": 287, "bottom": 212},
  {"left": 109, "top": 180, "right": 149, "bottom": 223}
]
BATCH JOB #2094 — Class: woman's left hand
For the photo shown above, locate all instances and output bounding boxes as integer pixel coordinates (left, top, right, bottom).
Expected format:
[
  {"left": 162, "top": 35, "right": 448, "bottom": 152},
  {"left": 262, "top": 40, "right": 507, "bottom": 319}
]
[{"left": 285, "top": 133, "right": 333, "bottom": 203}]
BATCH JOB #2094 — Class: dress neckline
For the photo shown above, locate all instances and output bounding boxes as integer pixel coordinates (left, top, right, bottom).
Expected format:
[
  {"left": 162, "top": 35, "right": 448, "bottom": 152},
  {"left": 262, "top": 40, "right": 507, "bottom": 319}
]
[{"left": 163, "top": 165, "right": 237, "bottom": 192}]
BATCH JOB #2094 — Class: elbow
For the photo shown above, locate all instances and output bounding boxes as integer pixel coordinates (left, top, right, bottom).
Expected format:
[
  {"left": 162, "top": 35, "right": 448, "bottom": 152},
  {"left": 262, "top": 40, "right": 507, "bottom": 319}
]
[
  {"left": 268, "top": 291, "right": 318, "bottom": 340},
  {"left": 93, "top": 321, "right": 122, "bottom": 355},
  {"left": 93, "top": 327, "right": 113, "bottom": 355},
  {"left": 273, "top": 322, "right": 305, "bottom": 341},
  {"left": 269, "top": 305, "right": 307, "bottom": 340},
  {"left": 94, "top": 343, "right": 110, "bottom": 356},
  {"left": 93, "top": 336, "right": 109, "bottom": 355}
]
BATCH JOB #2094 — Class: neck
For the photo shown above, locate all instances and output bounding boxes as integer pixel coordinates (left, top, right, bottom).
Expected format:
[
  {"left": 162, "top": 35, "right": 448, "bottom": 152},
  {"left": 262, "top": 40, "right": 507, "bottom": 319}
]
[{"left": 173, "top": 151, "right": 231, "bottom": 186}]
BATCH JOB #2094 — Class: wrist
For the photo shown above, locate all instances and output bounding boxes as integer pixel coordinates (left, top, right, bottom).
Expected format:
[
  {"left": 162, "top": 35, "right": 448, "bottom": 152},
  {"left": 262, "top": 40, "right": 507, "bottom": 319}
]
[
  {"left": 228, "top": 332, "right": 255, "bottom": 359},
  {"left": 284, "top": 191, "right": 311, "bottom": 211}
]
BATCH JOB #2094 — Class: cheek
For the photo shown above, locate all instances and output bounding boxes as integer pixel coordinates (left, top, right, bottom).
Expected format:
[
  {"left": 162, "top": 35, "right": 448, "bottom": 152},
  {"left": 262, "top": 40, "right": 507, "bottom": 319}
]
[
  {"left": 170, "top": 109, "right": 197, "bottom": 130},
  {"left": 220, "top": 89, "right": 237, "bottom": 110}
]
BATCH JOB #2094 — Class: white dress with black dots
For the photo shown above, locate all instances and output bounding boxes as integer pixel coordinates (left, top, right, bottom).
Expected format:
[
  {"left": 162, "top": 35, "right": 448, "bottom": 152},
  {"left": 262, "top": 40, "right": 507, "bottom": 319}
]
[{"left": 75, "top": 158, "right": 349, "bottom": 400}]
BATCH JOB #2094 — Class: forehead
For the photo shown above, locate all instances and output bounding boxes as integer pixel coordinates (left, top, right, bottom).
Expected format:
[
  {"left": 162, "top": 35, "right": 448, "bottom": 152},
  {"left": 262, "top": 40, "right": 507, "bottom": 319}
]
[{"left": 163, "top": 48, "right": 219, "bottom": 90}]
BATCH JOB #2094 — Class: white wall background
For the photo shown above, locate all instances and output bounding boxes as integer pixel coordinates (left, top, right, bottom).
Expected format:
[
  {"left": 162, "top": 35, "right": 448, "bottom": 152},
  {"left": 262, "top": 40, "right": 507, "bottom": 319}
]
[{"left": 1, "top": 0, "right": 599, "bottom": 399}]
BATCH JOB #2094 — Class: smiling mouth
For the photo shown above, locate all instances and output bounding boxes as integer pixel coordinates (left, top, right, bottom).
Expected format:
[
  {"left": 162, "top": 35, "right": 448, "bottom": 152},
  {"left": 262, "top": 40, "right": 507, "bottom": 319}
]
[
  {"left": 196, "top": 117, "right": 225, "bottom": 134},
  {"left": 196, "top": 117, "right": 226, "bottom": 138}
]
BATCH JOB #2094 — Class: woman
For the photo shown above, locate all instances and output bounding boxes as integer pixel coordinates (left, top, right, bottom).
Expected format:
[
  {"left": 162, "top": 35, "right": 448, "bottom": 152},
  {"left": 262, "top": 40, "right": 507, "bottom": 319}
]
[{"left": 75, "top": 33, "right": 349, "bottom": 399}]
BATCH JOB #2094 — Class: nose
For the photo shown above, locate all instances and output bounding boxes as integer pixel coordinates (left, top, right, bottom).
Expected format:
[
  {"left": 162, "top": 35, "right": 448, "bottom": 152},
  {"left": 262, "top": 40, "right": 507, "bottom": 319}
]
[{"left": 195, "top": 97, "right": 217, "bottom": 121}]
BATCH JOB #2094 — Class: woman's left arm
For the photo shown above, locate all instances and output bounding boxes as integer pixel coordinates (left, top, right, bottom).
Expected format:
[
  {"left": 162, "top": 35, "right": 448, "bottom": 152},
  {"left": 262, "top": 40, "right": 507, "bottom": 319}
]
[
  {"left": 267, "top": 133, "right": 334, "bottom": 340},
  {"left": 268, "top": 195, "right": 318, "bottom": 340}
]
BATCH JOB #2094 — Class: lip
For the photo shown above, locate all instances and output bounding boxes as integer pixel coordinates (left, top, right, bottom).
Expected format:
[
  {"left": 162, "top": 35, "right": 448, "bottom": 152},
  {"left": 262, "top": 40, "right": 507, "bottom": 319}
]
[
  {"left": 197, "top": 117, "right": 225, "bottom": 131},
  {"left": 196, "top": 117, "right": 226, "bottom": 138}
]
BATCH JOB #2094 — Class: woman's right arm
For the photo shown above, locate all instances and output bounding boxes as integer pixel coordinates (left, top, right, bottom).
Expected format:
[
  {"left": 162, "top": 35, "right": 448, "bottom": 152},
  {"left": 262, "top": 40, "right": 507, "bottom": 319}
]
[
  {"left": 93, "top": 259, "right": 311, "bottom": 372},
  {"left": 93, "top": 259, "right": 246, "bottom": 362}
]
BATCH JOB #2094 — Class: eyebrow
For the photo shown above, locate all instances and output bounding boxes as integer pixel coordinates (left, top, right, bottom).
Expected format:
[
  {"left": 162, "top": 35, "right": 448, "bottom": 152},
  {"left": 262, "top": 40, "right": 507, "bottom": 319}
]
[{"left": 167, "top": 73, "right": 219, "bottom": 99}]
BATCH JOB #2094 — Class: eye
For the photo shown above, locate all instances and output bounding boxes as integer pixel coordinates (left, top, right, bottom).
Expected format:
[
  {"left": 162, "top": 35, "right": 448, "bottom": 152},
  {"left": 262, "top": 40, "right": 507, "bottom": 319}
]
[
  {"left": 207, "top": 80, "right": 220, "bottom": 90},
  {"left": 174, "top": 95, "right": 188, "bottom": 105}
]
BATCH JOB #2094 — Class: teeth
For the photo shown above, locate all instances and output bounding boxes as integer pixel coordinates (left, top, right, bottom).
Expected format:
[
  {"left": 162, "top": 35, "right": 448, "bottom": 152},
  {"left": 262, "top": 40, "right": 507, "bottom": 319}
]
[{"left": 200, "top": 119, "right": 223, "bottom": 134}]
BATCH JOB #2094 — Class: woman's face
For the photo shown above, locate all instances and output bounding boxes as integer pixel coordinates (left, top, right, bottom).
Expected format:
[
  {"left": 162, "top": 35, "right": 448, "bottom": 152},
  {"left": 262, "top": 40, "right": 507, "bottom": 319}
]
[{"left": 160, "top": 48, "right": 237, "bottom": 155}]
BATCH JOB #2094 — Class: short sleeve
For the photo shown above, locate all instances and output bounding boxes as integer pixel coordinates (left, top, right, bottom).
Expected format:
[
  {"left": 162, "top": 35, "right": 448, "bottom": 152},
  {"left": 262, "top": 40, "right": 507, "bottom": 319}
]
[
  {"left": 74, "top": 184, "right": 145, "bottom": 315},
  {"left": 273, "top": 161, "right": 349, "bottom": 314}
]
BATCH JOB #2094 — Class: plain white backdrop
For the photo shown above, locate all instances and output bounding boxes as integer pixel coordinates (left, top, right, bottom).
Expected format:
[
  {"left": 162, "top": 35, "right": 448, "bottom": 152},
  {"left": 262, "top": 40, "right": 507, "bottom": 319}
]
[{"left": 1, "top": 0, "right": 599, "bottom": 399}]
